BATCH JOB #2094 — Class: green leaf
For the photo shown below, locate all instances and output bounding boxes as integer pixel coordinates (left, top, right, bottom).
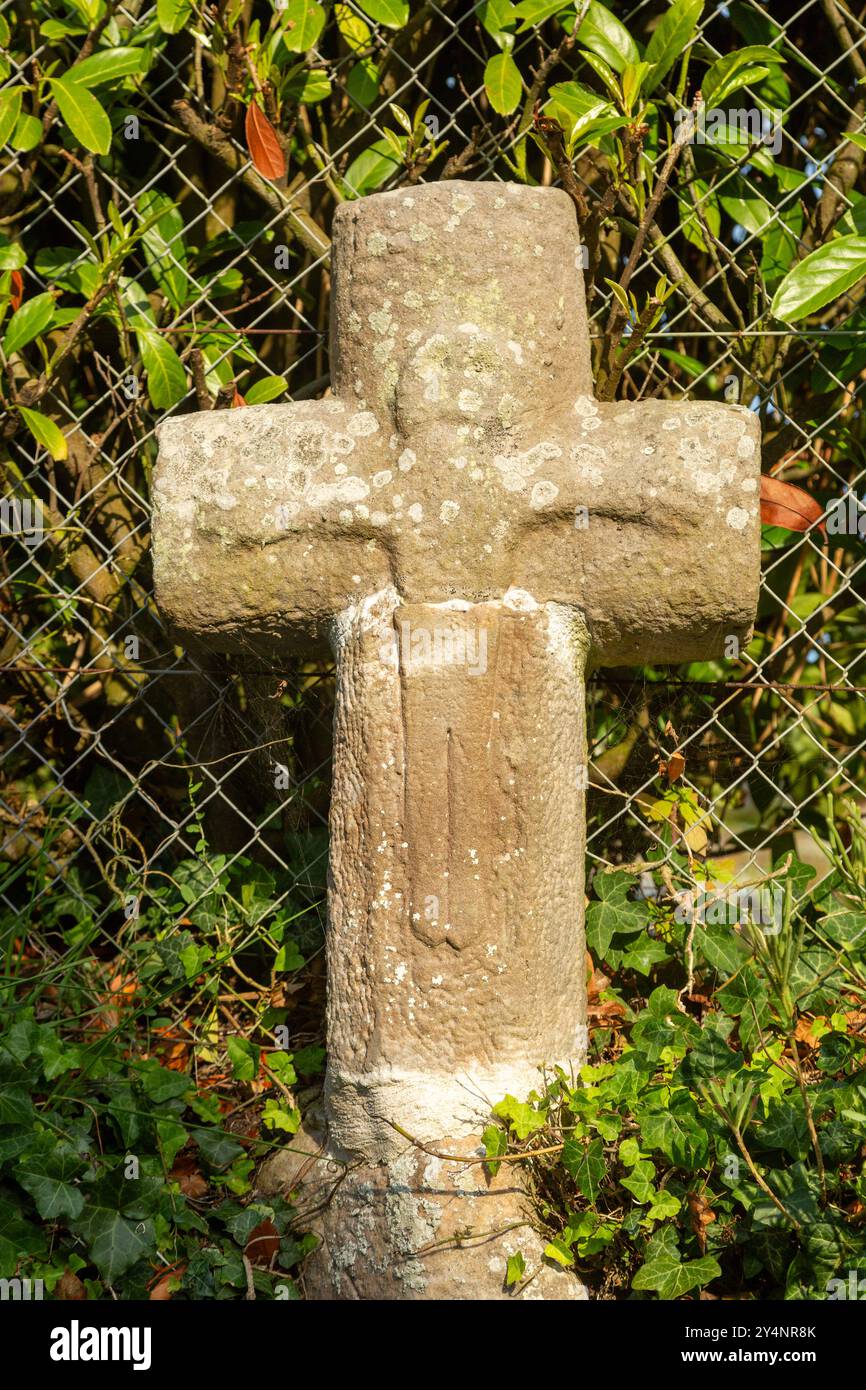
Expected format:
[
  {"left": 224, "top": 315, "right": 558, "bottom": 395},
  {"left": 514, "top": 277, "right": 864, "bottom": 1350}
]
[
  {"left": 620, "top": 1157, "right": 656, "bottom": 1202},
  {"left": 514, "top": 0, "right": 566, "bottom": 32},
  {"left": 679, "top": 178, "right": 721, "bottom": 251},
  {"left": 246, "top": 375, "right": 288, "bottom": 405},
  {"left": 17, "top": 406, "right": 68, "bottom": 461},
  {"left": 356, "top": 0, "right": 409, "bottom": 28},
  {"left": 138, "top": 189, "right": 190, "bottom": 310},
  {"left": 50, "top": 77, "right": 111, "bottom": 155},
  {"left": 771, "top": 235, "right": 866, "bottom": 323},
  {"left": 576, "top": 2, "right": 640, "bottom": 75},
  {"left": 16, "top": 1150, "right": 85, "bottom": 1221},
  {"left": 0, "top": 1084, "right": 35, "bottom": 1125},
  {"left": 492, "top": 1093, "right": 547, "bottom": 1140},
  {"left": 702, "top": 45, "right": 785, "bottom": 109},
  {"left": 343, "top": 138, "right": 402, "bottom": 195},
  {"left": 0, "top": 87, "right": 23, "bottom": 147},
  {"left": 544, "top": 1236, "right": 575, "bottom": 1267},
  {"left": 347, "top": 58, "right": 380, "bottom": 108},
  {"left": 484, "top": 52, "right": 522, "bottom": 115},
  {"left": 280, "top": 0, "right": 326, "bottom": 52},
  {"left": 632, "top": 1229, "right": 721, "bottom": 1299},
  {"left": 0, "top": 236, "right": 26, "bottom": 271},
  {"left": 642, "top": 0, "right": 703, "bottom": 95},
  {"left": 482, "top": 1123, "right": 508, "bottom": 1176},
  {"left": 156, "top": 0, "right": 193, "bottom": 34},
  {"left": 70, "top": 1203, "right": 156, "bottom": 1281},
  {"left": 562, "top": 1136, "right": 605, "bottom": 1200},
  {"left": 506, "top": 1249, "right": 526, "bottom": 1285},
  {"left": 10, "top": 113, "right": 42, "bottom": 152},
  {"left": 3, "top": 291, "right": 55, "bottom": 356},
  {"left": 71, "top": 47, "right": 149, "bottom": 88},
  {"left": 479, "top": 0, "right": 517, "bottom": 49},
  {"left": 586, "top": 871, "right": 647, "bottom": 957},
  {"left": 135, "top": 326, "right": 187, "bottom": 409},
  {"left": 640, "top": 1100, "right": 708, "bottom": 1168},
  {"left": 283, "top": 68, "right": 332, "bottom": 104},
  {"left": 227, "top": 1036, "right": 258, "bottom": 1081}
]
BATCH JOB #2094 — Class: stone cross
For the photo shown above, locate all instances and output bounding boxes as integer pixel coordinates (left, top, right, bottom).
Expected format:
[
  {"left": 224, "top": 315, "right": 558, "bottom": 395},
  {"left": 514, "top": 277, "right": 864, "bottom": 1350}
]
[{"left": 153, "top": 180, "right": 761, "bottom": 1300}]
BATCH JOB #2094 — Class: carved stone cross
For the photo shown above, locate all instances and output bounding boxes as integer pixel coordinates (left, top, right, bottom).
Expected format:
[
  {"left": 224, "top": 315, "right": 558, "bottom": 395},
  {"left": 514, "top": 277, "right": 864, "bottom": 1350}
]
[{"left": 153, "top": 180, "right": 761, "bottom": 1300}]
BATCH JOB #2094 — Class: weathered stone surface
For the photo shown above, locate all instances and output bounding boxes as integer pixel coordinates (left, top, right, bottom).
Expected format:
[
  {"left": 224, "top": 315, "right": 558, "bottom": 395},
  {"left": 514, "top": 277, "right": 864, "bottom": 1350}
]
[{"left": 153, "top": 180, "right": 762, "bottom": 1300}]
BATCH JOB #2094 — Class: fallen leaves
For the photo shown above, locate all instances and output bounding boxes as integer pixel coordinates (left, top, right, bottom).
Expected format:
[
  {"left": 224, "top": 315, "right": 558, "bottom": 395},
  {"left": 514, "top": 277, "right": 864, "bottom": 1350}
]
[
  {"left": 245, "top": 1218, "right": 280, "bottom": 1266},
  {"left": 759, "top": 474, "right": 825, "bottom": 535},
  {"left": 245, "top": 102, "right": 286, "bottom": 180}
]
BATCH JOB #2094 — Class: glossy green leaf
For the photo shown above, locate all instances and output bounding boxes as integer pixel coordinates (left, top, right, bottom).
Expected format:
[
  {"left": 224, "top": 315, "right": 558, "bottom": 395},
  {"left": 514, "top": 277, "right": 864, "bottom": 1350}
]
[
  {"left": 702, "top": 45, "right": 785, "bottom": 109},
  {"left": 50, "top": 77, "right": 112, "bottom": 155},
  {"left": 156, "top": 0, "right": 192, "bottom": 34},
  {"left": 0, "top": 87, "right": 23, "bottom": 147},
  {"left": 17, "top": 407, "right": 68, "bottom": 461},
  {"left": 245, "top": 375, "right": 288, "bottom": 405},
  {"left": 771, "top": 235, "right": 866, "bottom": 322},
  {"left": 135, "top": 326, "right": 187, "bottom": 409},
  {"left": 280, "top": 0, "right": 326, "bottom": 52},
  {"left": 484, "top": 52, "right": 523, "bottom": 115},
  {"left": 356, "top": 0, "right": 409, "bottom": 28},
  {"left": 71, "top": 47, "right": 149, "bottom": 88},
  {"left": 3, "top": 292, "right": 56, "bottom": 356},
  {"left": 576, "top": 2, "right": 639, "bottom": 75},
  {"left": 642, "top": 0, "right": 703, "bottom": 95},
  {"left": 343, "top": 138, "right": 402, "bottom": 195}
]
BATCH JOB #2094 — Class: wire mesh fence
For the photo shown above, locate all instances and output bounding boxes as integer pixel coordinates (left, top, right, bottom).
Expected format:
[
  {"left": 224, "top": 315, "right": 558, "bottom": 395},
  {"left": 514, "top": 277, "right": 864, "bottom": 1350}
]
[{"left": 1, "top": 0, "right": 865, "bottom": 1063}]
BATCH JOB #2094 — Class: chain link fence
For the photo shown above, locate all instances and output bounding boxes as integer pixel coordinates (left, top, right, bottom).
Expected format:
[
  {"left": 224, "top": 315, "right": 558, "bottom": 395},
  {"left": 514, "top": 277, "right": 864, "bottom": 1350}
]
[{"left": 1, "top": 0, "right": 865, "bottom": 1046}]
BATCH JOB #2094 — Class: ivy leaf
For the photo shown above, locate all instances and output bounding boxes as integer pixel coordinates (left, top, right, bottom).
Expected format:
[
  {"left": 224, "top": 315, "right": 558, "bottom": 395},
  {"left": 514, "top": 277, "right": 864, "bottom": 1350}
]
[
  {"left": 562, "top": 1136, "right": 605, "bottom": 1200},
  {"left": 505, "top": 1250, "right": 526, "bottom": 1285},
  {"left": 640, "top": 1101, "right": 708, "bottom": 1169},
  {"left": 50, "top": 77, "right": 112, "bottom": 155},
  {"left": 633, "top": 1245, "right": 722, "bottom": 1306},
  {"left": 544, "top": 1236, "right": 575, "bottom": 1267},
  {"left": 69, "top": 1204, "right": 156, "bottom": 1281},
  {"left": 0, "top": 1084, "right": 35, "bottom": 1126},
  {"left": 586, "top": 871, "right": 647, "bottom": 958},
  {"left": 16, "top": 1149, "right": 85, "bottom": 1221},
  {"left": 492, "top": 1094, "right": 547, "bottom": 1140},
  {"left": 482, "top": 1123, "right": 508, "bottom": 1177},
  {"left": 771, "top": 234, "right": 866, "bottom": 322},
  {"left": 484, "top": 53, "right": 523, "bottom": 115},
  {"left": 620, "top": 1157, "right": 656, "bottom": 1202}
]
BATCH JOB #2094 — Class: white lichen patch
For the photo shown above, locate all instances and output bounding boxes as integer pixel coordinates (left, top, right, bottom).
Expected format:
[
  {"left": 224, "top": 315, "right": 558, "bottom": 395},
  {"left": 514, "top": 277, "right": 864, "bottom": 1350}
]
[
  {"left": 726, "top": 506, "right": 750, "bottom": 530},
  {"left": 398, "top": 448, "right": 416, "bottom": 472},
  {"left": 530, "top": 480, "right": 559, "bottom": 510},
  {"left": 439, "top": 500, "right": 460, "bottom": 523},
  {"left": 348, "top": 411, "right": 380, "bottom": 437}
]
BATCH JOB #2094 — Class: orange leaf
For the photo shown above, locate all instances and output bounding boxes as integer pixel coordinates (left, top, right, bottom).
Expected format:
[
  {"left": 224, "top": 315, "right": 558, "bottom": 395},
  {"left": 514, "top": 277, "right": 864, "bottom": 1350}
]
[
  {"left": 659, "top": 751, "right": 685, "bottom": 784},
  {"left": 10, "top": 270, "right": 23, "bottom": 312},
  {"left": 245, "top": 1218, "right": 280, "bottom": 1266},
  {"left": 760, "top": 474, "right": 825, "bottom": 535},
  {"left": 245, "top": 102, "right": 286, "bottom": 180},
  {"left": 232, "top": 388, "right": 247, "bottom": 408}
]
